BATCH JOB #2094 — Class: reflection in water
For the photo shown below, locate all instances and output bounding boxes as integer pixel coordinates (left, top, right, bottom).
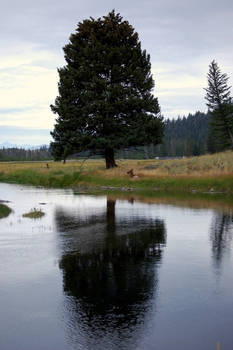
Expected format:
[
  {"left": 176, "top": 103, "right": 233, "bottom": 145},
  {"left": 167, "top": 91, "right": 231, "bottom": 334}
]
[
  {"left": 210, "top": 210, "right": 233, "bottom": 269},
  {"left": 56, "top": 198, "right": 166, "bottom": 349}
]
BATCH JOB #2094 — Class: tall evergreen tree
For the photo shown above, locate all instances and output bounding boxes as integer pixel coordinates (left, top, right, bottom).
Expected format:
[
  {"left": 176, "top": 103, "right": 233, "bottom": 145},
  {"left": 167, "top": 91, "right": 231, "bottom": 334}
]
[
  {"left": 204, "top": 60, "right": 233, "bottom": 151},
  {"left": 50, "top": 11, "right": 163, "bottom": 168}
]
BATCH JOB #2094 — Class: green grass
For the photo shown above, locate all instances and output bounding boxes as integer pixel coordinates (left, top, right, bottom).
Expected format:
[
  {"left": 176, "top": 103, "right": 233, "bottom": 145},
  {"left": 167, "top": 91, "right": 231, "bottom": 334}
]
[
  {"left": 0, "top": 169, "right": 82, "bottom": 188},
  {"left": 0, "top": 169, "right": 232, "bottom": 194},
  {"left": 0, "top": 203, "right": 12, "bottom": 219},
  {"left": 23, "top": 208, "right": 45, "bottom": 219}
]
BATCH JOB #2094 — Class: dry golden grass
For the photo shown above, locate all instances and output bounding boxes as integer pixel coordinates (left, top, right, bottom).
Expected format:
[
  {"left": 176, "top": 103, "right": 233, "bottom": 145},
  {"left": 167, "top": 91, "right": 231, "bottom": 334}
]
[
  {"left": 0, "top": 159, "right": 103, "bottom": 175},
  {"left": 83, "top": 151, "right": 233, "bottom": 178},
  {"left": 0, "top": 151, "right": 232, "bottom": 178},
  {"left": 124, "top": 151, "right": 233, "bottom": 178}
]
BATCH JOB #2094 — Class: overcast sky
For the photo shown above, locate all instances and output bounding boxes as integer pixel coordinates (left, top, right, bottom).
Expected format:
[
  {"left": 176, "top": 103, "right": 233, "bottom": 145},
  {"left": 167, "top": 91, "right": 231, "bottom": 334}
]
[{"left": 1, "top": 0, "right": 233, "bottom": 145}]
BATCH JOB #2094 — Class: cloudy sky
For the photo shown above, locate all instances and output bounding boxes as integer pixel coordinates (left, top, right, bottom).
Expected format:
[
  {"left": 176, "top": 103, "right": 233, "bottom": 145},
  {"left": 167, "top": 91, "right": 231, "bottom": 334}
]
[{"left": 1, "top": 0, "right": 233, "bottom": 145}]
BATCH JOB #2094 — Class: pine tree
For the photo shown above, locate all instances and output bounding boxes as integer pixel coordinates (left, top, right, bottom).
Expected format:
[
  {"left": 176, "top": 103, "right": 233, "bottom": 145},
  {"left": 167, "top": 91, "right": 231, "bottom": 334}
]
[
  {"left": 50, "top": 11, "right": 163, "bottom": 168},
  {"left": 204, "top": 60, "right": 233, "bottom": 151}
]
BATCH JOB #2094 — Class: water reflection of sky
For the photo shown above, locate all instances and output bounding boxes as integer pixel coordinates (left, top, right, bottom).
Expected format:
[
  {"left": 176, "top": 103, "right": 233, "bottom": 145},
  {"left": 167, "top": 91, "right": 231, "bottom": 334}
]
[{"left": 0, "top": 183, "right": 233, "bottom": 350}]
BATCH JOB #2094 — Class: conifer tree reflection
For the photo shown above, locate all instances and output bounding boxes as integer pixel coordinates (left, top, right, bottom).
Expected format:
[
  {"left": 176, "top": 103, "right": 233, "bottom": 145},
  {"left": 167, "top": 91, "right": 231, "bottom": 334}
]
[
  {"left": 56, "top": 198, "right": 166, "bottom": 343},
  {"left": 210, "top": 211, "right": 233, "bottom": 269}
]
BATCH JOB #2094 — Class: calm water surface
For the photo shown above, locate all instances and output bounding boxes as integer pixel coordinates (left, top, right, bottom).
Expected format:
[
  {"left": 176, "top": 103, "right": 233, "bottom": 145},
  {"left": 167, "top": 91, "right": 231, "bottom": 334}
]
[{"left": 0, "top": 183, "right": 233, "bottom": 350}]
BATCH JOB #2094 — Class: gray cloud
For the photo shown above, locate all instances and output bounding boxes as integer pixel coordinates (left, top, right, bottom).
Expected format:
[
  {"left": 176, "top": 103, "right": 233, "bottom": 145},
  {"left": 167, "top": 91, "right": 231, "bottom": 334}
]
[
  {"left": 0, "top": 126, "right": 51, "bottom": 145},
  {"left": 1, "top": 0, "right": 233, "bottom": 144},
  {"left": 2, "top": 0, "right": 233, "bottom": 54}
]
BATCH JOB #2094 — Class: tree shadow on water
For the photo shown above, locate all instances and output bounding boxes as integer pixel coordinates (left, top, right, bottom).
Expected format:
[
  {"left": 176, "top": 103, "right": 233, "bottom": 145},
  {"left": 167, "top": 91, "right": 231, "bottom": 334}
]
[
  {"left": 55, "top": 198, "right": 166, "bottom": 349},
  {"left": 210, "top": 210, "right": 233, "bottom": 271}
]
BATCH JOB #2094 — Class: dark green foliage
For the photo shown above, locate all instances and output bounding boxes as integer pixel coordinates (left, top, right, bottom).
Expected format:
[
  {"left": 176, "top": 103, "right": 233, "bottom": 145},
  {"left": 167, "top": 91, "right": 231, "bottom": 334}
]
[
  {"left": 209, "top": 103, "right": 233, "bottom": 151},
  {"left": 204, "top": 60, "right": 233, "bottom": 151},
  {"left": 154, "top": 112, "right": 210, "bottom": 157},
  {"left": 50, "top": 11, "right": 163, "bottom": 167},
  {"left": 205, "top": 60, "right": 231, "bottom": 111},
  {"left": 111, "top": 112, "right": 210, "bottom": 158},
  {"left": 113, "top": 112, "right": 211, "bottom": 158}
]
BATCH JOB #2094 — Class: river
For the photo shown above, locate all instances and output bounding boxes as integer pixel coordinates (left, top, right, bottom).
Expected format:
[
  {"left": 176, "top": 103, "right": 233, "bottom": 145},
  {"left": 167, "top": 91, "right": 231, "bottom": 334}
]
[{"left": 0, "top": 183, "right": 233, "bottom": 350}]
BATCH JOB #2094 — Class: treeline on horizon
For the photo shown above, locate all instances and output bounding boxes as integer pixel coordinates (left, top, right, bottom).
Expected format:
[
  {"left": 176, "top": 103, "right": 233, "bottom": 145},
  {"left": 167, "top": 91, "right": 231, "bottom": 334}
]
[
  {"left": 0, "top": 145, "right": 51, "bottom": 161},
  {"left": 0, "top": 111, "right": 219, "bottom": 161},
  {"left": 155, "top": 111, "right": 211, "bottom": 157}
]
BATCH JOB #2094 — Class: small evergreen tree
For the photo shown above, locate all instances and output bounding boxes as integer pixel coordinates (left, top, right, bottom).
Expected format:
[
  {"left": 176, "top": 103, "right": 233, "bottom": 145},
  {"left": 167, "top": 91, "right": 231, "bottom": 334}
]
[
  {"left": 50, "top": 11, "right": 163, "bottom": 168},
  {"left": 204, "top": 60, "right": 233, "bottom": 151}
]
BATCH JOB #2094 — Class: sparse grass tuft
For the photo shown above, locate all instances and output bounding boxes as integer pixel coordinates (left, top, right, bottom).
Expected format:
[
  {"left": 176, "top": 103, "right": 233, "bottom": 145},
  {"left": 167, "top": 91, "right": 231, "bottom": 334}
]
[
  {"left": 23, "top": 208, "right": 45, "bottom": 219},
  {"left": 0, "top": 203, "right": 12, "bottom": 219}
]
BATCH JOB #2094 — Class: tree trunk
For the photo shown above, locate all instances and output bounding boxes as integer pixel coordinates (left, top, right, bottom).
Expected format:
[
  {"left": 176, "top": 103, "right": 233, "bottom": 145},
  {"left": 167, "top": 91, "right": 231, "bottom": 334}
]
[{"left": 105, "top": 147, "right": 117, "bottom": 169}]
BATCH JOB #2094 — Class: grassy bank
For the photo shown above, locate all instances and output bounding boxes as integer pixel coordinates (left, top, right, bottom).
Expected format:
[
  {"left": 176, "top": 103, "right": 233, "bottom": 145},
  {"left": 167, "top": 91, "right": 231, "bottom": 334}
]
[{"left": 0, "top": 151, "right": 233, "bottom": 194}]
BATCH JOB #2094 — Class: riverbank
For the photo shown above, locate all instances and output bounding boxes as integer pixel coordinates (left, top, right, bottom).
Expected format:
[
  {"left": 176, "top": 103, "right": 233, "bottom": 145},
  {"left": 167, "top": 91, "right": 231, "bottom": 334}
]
[{"left": 0, "top": 151, "right": 233, "bottom": 194}]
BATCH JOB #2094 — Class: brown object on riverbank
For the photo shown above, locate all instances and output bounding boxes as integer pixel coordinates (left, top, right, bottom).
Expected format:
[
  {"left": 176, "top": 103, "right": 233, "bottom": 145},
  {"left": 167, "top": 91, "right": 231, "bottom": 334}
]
[{"left": 127, "top": 169, "right": 138, "bottom": 178}]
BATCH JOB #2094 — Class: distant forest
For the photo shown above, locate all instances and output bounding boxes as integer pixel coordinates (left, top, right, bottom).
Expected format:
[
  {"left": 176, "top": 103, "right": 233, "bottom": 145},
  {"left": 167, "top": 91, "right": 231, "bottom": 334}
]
[
  {"left": 117, "top": 111, "right": 211, "bottom": 159},
  {"left": 0, "top": 112, "right": 213, "bottom": 161},
  {"left": 155, "top": 111, "right": 210, "bottom": 157},
  {"left": 0, "top": 146, "right": 51, "bottom": 161}
]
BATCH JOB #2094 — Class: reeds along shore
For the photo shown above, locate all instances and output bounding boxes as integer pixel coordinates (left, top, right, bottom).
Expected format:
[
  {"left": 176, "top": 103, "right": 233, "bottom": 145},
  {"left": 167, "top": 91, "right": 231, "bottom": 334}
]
[{"left": 0, "top": 151, "right": 233, "bottom": 194}]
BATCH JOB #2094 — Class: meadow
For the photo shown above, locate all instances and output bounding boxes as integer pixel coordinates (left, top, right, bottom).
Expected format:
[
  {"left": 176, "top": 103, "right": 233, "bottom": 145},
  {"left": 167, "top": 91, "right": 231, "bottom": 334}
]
[{"left": 0, "top": 151, "right": 233, "bottom": 194}]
